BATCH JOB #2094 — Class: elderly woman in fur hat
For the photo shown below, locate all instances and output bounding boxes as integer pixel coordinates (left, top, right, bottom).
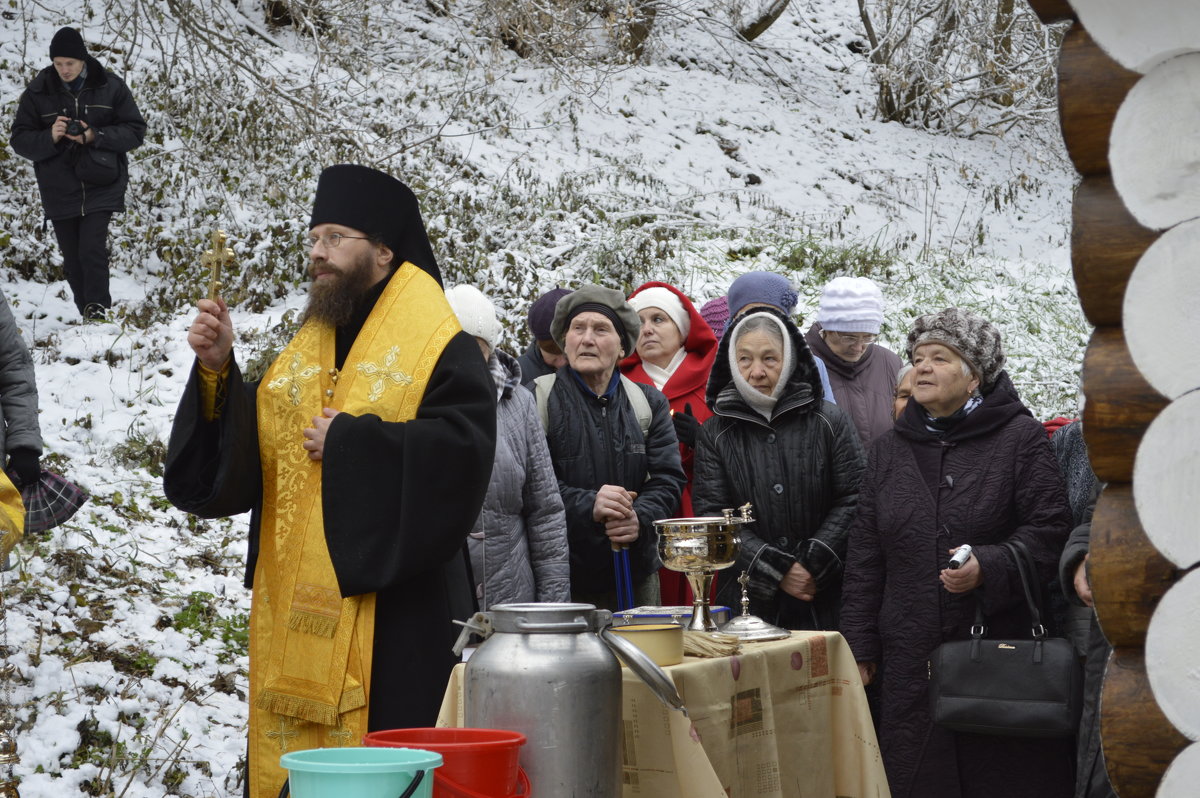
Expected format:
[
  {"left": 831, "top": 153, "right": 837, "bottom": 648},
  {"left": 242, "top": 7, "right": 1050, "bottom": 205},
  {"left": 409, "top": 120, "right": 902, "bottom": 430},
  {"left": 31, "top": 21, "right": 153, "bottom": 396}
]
[{"left": 840, "top": 307, "right": 1073, "bottom": 798}]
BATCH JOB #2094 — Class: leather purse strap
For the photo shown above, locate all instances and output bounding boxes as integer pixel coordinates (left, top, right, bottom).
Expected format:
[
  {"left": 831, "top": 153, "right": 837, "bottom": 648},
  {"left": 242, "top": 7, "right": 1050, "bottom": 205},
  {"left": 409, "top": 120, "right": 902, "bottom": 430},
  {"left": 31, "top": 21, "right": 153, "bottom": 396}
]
[
  {"left": 1002, "top": 540, "right": 1048, "bottom": 640},
  {"left": 968, "top": 539, "right": 1047, "bottom": 660}
]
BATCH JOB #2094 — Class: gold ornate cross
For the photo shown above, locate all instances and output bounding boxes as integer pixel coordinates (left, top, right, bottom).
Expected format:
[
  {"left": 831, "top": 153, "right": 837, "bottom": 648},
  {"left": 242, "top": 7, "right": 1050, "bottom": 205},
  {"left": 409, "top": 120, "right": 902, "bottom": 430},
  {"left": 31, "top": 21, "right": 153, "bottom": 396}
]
[
  {"left": 328, "top": 725, "right": 354, "bottom": 747},
  {"left": 265, "top": 715, "right": 299, "bottom": 753},
  {"left": 356, "top": 346, "right": 413, "bottom": 402},
  {"left": 267, "top": 353, "right": 322, "bottom": 407},
  {"left": 200, "top": 229, "right": 235, "bottom": 301}
]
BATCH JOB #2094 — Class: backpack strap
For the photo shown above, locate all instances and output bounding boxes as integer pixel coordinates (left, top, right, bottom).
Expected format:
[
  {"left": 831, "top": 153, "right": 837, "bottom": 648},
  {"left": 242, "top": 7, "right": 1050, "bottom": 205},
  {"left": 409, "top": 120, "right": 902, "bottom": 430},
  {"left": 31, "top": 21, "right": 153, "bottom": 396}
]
[
  {"left": 619, "top": 374, "right": 652, "bottom": 438},
  {"left": 535, "top": 371, "right": 652, "bottom": 438},
  {"left": 534, "top": 372, "right": 557, "bottom": 433}
]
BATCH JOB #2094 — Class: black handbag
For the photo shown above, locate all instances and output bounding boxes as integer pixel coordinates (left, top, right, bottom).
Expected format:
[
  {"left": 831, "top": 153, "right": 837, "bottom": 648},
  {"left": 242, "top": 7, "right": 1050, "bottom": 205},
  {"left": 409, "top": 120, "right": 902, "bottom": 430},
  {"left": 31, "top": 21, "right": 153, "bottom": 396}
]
[
  {"left": 74, "top": 146, "right": 120, "bottom": 186},
  {"left": 927, "top": 539, "right": 1084, "bottom": 738}
]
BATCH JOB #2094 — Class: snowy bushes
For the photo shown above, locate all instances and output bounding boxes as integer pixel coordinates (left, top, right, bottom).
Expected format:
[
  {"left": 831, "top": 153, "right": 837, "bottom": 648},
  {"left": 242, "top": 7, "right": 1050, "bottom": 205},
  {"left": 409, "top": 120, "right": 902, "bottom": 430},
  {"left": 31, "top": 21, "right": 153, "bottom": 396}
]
[{"left": 855, "top": 0, "right": 1066, "bottom": 136}]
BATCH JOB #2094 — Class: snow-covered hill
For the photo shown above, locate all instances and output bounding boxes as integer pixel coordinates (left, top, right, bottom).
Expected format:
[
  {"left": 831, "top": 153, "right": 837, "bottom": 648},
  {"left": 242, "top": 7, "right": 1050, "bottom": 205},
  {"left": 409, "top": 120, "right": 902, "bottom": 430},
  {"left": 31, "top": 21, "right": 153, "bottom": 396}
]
[{"left": 0, "top": 1, "right": 1083, "bottom": 795}]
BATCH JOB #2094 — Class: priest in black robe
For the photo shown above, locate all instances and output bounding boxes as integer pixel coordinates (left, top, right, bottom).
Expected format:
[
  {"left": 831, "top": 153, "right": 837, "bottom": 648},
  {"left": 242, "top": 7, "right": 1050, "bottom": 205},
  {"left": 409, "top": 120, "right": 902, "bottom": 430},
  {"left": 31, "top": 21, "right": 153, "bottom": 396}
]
[{"left": 163, "top": 165, "right": 495, "bottom": 798}]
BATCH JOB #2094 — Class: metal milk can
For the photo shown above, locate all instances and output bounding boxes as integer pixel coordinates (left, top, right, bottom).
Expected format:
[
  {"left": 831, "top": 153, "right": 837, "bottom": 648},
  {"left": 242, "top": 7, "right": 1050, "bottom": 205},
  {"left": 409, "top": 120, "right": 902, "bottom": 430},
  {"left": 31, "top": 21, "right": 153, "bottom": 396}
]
[{"left": 462, "top": 602, "right": 685, "bottom": 798}]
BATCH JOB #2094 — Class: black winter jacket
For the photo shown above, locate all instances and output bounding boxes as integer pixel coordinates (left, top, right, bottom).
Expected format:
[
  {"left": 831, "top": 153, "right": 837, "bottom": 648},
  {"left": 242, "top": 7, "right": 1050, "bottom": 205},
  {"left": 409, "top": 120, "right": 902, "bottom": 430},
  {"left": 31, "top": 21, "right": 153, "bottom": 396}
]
[
  {"left": 692, "top": 308, "right": 864, "bottom": 630},
  {"left": 840, "top": 372, "right": 1073, "bottom": 798},
  {"left": 516, "top": 341, "right": 557, "bottom": 389},
  {"left": 9, "top": 56, "right": 146, "bottom": 220},
  {"left": 542, "top": 368, "right": 685, "bottom": 594}
]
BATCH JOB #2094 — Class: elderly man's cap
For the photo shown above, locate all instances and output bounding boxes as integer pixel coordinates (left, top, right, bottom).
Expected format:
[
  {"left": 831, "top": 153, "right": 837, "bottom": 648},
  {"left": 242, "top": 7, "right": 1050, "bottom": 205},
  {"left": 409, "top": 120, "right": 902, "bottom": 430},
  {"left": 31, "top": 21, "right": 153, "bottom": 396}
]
[
  {"left": 550, "top": 284, "right": 641, "bottom": 355},
  {"left": 50, "top": 27, "right": 88, "bottom": 61},
  {"left": 309, "top": 164, "right": 441, "bottom": 284}
]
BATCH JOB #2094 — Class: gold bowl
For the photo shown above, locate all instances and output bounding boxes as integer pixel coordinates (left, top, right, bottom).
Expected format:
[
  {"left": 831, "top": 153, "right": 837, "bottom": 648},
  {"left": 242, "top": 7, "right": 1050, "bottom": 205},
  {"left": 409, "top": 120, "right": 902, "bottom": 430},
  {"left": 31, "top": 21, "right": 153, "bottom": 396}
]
[{"left": 608, "top": 623, "right": 684, "bottom": 667}]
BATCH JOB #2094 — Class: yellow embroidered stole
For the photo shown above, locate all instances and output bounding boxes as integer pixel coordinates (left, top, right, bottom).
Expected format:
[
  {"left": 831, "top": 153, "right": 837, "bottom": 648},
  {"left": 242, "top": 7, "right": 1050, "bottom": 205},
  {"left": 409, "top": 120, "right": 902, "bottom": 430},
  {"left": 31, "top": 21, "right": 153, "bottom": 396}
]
[
  {"left": 248, "top": 264, "right": 460, "bottom": 798},
  {"left": 0, "top": 469, "right": 24, "bottom": 561}
]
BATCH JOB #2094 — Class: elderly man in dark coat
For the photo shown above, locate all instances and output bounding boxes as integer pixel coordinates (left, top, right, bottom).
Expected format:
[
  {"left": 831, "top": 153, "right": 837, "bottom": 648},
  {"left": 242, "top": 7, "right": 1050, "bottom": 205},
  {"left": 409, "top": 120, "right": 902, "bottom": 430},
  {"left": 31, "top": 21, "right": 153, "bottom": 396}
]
[
  {"left": 536, "top": 285, "right": 685, "bottom": 610},
  {"left": 840, "top": 307, "right": 1073, "bottom": 798},
  {"left": 164, "top": 165, "right": 495, "bottom": 798}
]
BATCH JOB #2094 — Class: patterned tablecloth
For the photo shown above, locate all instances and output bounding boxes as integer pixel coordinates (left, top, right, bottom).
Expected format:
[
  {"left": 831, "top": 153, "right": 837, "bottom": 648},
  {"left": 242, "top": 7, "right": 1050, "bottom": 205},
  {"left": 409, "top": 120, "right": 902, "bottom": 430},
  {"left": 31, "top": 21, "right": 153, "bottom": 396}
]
[{"left": 439, "top": 631, "right": 891, "bottom": 798}]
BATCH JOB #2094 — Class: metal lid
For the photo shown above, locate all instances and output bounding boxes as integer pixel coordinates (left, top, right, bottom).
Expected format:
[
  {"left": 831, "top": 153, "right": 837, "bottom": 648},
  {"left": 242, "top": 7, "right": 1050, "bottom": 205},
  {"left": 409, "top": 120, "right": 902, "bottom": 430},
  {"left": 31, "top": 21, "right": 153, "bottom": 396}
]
[
  {"left": 487, "top": 602, "right": 601, "bottom": 634},
  {"left": 719, "top": 613, "right": 792, "bottom": 642}
]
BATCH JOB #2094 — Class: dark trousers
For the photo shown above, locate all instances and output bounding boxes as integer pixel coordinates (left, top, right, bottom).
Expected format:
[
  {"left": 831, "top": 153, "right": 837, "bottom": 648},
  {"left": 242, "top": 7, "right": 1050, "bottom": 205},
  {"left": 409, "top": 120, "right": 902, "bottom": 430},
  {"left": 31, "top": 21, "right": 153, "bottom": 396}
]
[{"left": 51, "top": 211, "right": 113, "bottom": 317}]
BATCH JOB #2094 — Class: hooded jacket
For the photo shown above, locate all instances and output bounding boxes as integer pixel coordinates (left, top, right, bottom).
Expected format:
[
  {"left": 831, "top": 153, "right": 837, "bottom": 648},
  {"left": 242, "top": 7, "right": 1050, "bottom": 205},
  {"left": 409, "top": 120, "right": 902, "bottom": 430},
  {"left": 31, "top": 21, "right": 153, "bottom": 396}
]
[
  {"left": 619, "top": 281, "right": 718, "bottom": 516},
  {"left": 692, "top": 307, "right": 864, "bottom": 630},
  {"left": 467, "top": 349, "right": 570, "bottom": 608},
  {"left": 9, "top": 55, "right": 146, "bottom": 220},
  {"left": 839, "top": 372, "right": 1073, "bottom": 798},
  {"left": 805, "top": 322, "right": 903, "bottom": 448}
]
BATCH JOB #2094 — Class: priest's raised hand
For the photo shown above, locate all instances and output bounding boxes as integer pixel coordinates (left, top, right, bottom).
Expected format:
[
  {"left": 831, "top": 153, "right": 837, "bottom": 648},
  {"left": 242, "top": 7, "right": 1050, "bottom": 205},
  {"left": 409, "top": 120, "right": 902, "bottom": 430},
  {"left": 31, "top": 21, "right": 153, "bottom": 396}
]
[{"left": 186, "top": 296, "right": 233, "bottom": 371}]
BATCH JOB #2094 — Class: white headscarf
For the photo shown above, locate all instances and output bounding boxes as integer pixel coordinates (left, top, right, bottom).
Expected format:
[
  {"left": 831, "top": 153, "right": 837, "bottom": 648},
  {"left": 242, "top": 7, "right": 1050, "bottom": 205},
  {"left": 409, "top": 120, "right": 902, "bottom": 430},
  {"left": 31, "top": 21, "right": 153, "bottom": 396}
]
[{"left": 728, "top": 312, "right": 794, "bottom": 420}]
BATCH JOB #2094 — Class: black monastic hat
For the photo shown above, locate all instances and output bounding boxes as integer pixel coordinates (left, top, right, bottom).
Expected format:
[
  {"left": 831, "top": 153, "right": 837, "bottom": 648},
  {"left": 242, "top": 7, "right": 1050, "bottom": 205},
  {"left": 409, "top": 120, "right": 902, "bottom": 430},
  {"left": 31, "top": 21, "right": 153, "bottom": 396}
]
[{"left": 309, "top": 164, "right": 442, "bottom": 285}]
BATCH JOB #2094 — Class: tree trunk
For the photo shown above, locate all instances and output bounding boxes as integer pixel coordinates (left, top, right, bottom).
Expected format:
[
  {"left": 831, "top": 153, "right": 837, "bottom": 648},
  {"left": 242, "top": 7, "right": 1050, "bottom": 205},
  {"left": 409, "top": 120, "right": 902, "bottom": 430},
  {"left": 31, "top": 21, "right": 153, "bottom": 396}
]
[{"left": 738, "top": 0, "right": 792, "bottom": 42}]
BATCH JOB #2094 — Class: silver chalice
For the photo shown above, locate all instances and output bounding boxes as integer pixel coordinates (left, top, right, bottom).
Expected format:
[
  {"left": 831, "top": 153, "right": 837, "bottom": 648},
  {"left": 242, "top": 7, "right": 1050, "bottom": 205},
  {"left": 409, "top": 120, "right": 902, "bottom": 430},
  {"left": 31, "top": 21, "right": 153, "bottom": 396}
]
[{"left": 655, "top": 504, "right": 752, "bottom": 632}]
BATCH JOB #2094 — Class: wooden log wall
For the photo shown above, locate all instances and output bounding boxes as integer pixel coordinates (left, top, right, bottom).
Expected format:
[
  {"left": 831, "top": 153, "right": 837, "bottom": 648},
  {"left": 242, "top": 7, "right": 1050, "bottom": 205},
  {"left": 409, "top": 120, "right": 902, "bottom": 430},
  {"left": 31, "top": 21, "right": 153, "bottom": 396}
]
[{"left": 1024, "top": 2, "right": 1198, "bottom": 795}]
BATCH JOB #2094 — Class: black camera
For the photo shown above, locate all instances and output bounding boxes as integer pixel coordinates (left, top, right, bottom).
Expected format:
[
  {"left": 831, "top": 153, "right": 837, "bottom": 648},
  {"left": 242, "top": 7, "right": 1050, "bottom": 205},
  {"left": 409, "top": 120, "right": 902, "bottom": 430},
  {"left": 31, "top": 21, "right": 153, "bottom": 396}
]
[{"left": 65, "top": 119, "right": 86, "bottom": 137}]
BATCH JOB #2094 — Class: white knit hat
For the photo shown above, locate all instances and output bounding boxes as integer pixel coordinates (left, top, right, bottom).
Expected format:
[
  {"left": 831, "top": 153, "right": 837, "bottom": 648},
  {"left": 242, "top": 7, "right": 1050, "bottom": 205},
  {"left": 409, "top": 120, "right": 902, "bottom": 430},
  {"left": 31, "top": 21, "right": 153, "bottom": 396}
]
[
  {"left": 445, "top": 284, "right": 501, "bottom": 350},
  {"left": 629, "top": 286, "right": 690, "bottom": 341},
  {"left": 815, "top": 276, "right": 884, "bottom": 334}
]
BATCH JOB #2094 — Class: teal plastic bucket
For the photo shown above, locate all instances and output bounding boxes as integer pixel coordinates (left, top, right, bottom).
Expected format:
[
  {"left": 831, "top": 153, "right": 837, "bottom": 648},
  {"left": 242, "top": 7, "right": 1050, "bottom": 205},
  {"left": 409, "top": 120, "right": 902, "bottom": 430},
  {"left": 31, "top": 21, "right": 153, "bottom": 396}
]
[{"left": 281, "top": 747, "right": 442, "bottom": 798}]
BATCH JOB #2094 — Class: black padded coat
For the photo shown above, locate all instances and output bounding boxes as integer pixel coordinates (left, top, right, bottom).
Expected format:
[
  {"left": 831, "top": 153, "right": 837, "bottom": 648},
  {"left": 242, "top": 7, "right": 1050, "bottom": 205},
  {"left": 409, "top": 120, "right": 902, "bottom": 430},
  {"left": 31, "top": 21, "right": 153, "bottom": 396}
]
[
  {"left": 692, "top": 307, "right": 864, "bottom": 631},
  {"left": 9, "top": 56, "right": 146, "bottom": 220},
  {"left": 542, "top": 368, "right": 685, "bottom": 595}
]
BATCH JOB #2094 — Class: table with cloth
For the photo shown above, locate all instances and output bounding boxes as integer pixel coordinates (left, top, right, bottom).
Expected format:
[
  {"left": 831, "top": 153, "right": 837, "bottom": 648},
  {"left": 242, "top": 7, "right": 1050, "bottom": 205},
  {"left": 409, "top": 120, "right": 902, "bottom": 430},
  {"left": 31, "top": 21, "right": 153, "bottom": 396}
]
[{"left": 438, "top": 631, "right": 890, "bottom": 798}]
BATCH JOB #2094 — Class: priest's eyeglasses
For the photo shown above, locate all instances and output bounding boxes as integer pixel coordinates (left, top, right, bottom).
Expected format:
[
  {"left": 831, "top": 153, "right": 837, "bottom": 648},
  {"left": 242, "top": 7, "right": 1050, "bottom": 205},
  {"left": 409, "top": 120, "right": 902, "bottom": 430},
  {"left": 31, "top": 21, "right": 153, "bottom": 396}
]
[
  {"left": 306, "top": 233, "right": 372, "bottom": 249},
  {"left": 826, "top": 332, "right": 877, "bottom": 346}
]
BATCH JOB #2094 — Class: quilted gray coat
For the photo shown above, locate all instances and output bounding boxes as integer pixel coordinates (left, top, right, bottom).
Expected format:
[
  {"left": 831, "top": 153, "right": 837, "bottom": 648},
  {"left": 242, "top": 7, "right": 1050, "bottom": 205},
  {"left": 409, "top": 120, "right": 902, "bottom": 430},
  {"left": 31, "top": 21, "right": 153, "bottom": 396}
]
[
  {"left": 0, "top": 291, "right": 42, "bottom": 459},
  {"left": 467, "top": 350, "right": 570, "bottom": 608}
]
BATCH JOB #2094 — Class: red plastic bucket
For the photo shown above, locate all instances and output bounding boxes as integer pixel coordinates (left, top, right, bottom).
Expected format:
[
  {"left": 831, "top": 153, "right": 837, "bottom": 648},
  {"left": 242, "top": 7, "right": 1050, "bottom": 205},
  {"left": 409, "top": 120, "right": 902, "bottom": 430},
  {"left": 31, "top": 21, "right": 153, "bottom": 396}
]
[{"left": 364, "top": 728, "right": 529, "bottom": 798}]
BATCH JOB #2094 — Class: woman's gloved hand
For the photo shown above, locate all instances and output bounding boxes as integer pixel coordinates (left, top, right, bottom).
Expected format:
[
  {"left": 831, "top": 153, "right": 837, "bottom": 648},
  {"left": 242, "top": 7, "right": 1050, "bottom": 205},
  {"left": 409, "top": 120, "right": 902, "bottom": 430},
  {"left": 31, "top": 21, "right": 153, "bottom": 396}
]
[{"left": 672, "top": 403, "right": 700, "bottom": 448}]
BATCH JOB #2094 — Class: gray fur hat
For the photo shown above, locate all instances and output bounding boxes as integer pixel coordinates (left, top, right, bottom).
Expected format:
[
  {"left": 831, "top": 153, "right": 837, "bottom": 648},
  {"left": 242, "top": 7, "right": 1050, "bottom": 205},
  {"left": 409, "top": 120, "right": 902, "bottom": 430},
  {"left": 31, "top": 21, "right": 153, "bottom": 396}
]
[
  {"left": 550, "top": 284, "right": 641, "bottom": 355},
  {"left": 906, "top": 307, "right": 1005, "bottom": 391}
]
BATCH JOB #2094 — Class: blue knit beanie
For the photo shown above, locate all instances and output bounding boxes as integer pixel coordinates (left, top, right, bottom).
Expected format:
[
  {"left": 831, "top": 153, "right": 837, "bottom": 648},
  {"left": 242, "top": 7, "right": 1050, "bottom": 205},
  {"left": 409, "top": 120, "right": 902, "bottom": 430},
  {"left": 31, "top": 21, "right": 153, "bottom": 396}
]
[{"left": 727, "top": 272, "right": 798, "bottom": 317}]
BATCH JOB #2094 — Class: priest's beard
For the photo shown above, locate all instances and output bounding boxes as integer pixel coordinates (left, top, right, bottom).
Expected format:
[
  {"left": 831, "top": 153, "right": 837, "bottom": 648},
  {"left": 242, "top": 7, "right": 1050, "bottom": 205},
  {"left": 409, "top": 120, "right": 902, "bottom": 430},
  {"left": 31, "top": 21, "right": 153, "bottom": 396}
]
[{"left": 300, "top": 249, "right": 380, "bottom": 327}]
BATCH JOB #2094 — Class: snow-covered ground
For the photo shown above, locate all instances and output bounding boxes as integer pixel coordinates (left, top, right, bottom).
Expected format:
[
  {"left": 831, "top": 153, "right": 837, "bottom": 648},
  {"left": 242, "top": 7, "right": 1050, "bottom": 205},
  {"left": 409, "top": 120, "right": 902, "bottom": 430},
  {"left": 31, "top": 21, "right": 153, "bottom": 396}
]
[{"left": 0, "top": 0, "right": 1083, "bottom": 795}]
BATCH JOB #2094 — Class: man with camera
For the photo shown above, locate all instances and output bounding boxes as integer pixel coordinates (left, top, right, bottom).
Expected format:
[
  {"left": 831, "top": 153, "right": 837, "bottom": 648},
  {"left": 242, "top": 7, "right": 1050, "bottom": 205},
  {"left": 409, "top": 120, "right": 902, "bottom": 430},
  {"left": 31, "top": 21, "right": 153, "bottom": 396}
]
[{"left": 9, "top": 26, "right": 146, "bottom": 321}]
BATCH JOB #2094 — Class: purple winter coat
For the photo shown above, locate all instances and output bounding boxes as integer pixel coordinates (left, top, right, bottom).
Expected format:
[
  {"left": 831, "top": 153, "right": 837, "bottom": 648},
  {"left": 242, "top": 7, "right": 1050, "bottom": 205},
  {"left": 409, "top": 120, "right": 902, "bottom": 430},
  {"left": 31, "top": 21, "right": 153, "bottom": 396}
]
[{"left": 840, "top": 372, "right": 1074, "bottom": 798}]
